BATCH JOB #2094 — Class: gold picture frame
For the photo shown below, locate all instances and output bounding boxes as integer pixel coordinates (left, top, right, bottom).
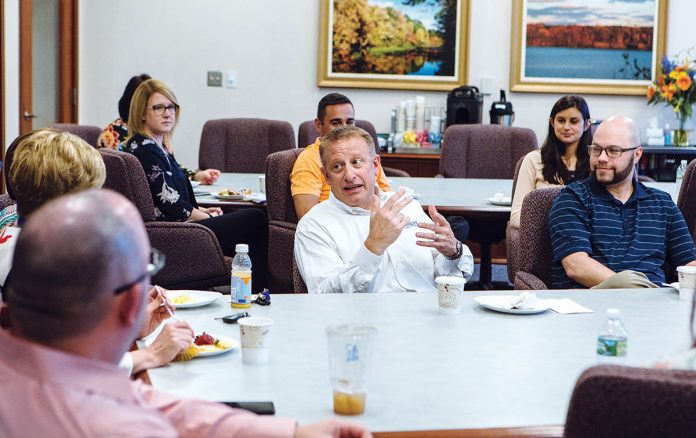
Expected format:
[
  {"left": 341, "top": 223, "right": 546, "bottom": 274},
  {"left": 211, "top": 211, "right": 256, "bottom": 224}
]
[
  {"left": 510, "top": 0, "right": 668, "bottom": 96},
  {"left": 317, "top": 0, "right": 470, "bottom": 91}
]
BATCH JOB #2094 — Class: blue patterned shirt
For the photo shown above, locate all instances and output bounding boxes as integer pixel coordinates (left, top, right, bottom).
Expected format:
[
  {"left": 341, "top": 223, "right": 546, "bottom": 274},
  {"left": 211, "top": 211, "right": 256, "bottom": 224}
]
[{"left": 549, "top": 177, "right": 696, "bottom": 289}]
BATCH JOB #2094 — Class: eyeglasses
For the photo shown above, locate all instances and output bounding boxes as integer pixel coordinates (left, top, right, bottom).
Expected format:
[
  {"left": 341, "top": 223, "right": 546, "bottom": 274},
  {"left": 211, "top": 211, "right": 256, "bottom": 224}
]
[
  {"left": 150, "top": 104, "right": 179, "bottom": 116},
  {"left": 587, "top": 144, "right": 639, "bottom": 158},
  {"left": 114, "top": 248, "right": 166, "bottom": 295}
]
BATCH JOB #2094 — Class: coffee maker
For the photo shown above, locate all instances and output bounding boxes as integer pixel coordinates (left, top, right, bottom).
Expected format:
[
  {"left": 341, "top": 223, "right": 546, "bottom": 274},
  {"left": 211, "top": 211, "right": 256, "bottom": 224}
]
[
  {"left": 446, "top": 86, "right": 483, "bottom": 127},
  {"left": 489, "top": 90, "right": 514, "bottom": 126}
]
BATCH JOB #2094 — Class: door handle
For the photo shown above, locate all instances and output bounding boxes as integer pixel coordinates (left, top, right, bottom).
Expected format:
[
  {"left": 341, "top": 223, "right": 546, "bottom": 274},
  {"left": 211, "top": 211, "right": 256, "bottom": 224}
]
[{"left": 23, "top": 111, "right": 37, "bottom": 120}]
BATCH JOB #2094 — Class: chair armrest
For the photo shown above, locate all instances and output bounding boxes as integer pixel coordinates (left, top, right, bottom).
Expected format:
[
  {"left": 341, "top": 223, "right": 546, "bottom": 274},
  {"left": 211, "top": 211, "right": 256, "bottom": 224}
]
[
  {"left": 145, "top": 222, "right": 231, "bottom": 289},
  {"left": 383, "top": 166, "right": 410, "bottom": 177},
  {"left": 514, "top": 271, "right": 549, "bottom": 290}
]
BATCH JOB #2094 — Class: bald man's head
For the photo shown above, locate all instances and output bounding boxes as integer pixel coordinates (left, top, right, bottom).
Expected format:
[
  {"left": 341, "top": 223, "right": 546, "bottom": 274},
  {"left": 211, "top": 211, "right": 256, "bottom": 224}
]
[
  {"left": 591, "top": 115, "right": 642, "bottom": 186},
  {"left": 594, "top": 116, "right": 640, "bottom": 148},
  {"left": 7, "top": 189, "right": 149, "bottom": 344}
]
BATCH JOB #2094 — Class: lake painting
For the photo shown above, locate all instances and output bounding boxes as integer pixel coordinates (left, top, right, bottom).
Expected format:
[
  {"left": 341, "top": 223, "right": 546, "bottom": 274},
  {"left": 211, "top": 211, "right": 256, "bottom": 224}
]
[
  {"left": 522, "top": 0, "right": 656, "bottom": 82},
  {"left": 331, "top": 0, "right": 458, "bottom": 77}
]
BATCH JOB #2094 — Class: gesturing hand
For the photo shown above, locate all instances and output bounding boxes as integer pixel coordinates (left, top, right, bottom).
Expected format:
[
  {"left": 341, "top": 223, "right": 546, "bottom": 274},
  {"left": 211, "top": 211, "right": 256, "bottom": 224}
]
[
  {"left": 416, "top": 205, "right": 458, "bottom": 257},
  {"left": 364, "top": 188, "right": 412, "bottom": 256}
]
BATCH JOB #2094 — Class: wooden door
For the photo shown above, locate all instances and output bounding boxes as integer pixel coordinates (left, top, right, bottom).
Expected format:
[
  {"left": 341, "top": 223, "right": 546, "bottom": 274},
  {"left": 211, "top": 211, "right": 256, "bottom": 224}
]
[{"left": 19, "top": 0, "right": 77, "bottom": 134}]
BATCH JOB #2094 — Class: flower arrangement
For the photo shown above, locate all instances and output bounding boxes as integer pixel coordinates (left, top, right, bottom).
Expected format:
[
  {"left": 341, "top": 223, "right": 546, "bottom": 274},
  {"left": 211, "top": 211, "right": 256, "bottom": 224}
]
[{"left": 647, "top": 48, "right": 696, "bottom": 145}]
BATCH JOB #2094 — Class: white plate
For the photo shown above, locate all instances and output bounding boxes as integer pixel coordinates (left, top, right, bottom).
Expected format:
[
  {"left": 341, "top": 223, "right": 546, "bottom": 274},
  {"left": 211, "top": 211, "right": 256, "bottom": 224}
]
[
  {"left": 166, "top": 290, "right": 222, "bottom": 308},
  {"left": 487, "top": 197, "right": 512, "bottom": 206},
  {"left": 192, "top": 334, "right": 239, "bottom": 357},
  {"left": 190, "top": 181, "right": 200, "bottom": 188},
  {"left": 211, "top": 191, "right": 253, "bottom": 201},
  {"left": 474, "top": 295, "right": 549, "bottom": 315},
  {"left": 144, "top": 332, "right": 238, "bottom": 357},
  {"left": 667, "top": 282, "right": 679, "bottom": 289}
]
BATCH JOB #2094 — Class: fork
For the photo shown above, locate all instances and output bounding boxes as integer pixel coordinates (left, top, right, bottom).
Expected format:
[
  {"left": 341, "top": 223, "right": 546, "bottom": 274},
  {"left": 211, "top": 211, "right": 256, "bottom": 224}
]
[{"left": 155, "top": 285, "right": 180, "bottom": 322}]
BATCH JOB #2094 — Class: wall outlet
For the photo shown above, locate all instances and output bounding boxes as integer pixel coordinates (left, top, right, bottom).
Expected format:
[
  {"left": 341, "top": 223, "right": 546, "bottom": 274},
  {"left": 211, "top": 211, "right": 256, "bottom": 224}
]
[
  {"left": 207, "top": 71, "right": 223, "bottom": 87},
  {"left": 226, "top": 71, "right": 237, "bottom": 89}
]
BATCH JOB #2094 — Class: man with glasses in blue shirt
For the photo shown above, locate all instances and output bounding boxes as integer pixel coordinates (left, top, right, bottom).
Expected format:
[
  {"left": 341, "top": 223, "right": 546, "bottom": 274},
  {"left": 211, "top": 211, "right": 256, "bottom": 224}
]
[{"left": 549, "top": 116, "right": 696, "bottom": 289}]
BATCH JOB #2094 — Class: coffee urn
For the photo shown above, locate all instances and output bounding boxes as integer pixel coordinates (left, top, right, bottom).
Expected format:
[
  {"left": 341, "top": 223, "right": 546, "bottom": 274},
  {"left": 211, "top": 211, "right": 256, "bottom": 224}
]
[{"left": 445, "top": 86, "right": 483, "bottom": 127}]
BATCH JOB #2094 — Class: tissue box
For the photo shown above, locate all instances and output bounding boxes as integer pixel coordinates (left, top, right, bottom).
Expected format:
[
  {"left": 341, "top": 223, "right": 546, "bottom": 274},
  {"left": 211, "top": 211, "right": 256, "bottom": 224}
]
[
  {"left": 646, "top": 128, "right": 664, "bottom": 138},
  {"left": 648, "top": 137, "right": 665, "bottom": 146}
]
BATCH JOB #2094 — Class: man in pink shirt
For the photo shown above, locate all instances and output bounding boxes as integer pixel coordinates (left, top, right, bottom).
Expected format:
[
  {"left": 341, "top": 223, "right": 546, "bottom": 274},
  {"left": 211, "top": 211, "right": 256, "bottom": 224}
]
[{"left": 0, "top": 189, "right": 370, "bottom": 438}]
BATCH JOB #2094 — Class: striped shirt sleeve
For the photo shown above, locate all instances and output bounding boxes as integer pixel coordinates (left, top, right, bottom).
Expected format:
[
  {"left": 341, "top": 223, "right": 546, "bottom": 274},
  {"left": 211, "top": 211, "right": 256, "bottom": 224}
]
[{"left": 549, "top": 187, "right": 592, "bottom": 263}]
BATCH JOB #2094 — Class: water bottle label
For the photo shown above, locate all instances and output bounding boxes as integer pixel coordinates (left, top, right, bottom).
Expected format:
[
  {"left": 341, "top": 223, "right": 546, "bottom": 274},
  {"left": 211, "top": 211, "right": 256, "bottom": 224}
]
[
  {"left": 231, "top": 272, "right": 252, "bottom": 305},
  {"left": 597, "top": 337, "right": 627, "bottom": 357}
]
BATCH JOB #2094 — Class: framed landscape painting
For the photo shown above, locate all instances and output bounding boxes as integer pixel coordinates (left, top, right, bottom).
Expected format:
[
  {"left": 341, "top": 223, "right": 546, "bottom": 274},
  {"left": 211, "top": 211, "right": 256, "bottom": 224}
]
[
  {"left": 510, "top": 0, "right": 668, "bottom": 95},
  {"left": 317, "top": 0, "right": 470, "bottom": 91}
]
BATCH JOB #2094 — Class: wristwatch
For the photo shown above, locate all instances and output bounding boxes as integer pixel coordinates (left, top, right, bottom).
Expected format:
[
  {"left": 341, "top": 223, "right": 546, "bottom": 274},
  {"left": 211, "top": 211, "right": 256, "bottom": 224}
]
[{"left": 445, "top": 240, "right": 463, "bottom": 260}]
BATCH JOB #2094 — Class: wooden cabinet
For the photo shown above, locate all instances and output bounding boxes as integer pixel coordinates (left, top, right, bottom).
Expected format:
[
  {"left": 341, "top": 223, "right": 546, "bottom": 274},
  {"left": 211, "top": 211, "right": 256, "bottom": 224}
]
[{"left": 379, "top": 152, "right": 441, "bottom": 177}]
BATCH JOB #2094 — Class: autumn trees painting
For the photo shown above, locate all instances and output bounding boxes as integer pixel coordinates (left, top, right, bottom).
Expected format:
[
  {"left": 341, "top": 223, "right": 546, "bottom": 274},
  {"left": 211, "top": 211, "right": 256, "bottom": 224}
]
[{"left": 331, "top": 0, "right": 457, "bottom": 76}]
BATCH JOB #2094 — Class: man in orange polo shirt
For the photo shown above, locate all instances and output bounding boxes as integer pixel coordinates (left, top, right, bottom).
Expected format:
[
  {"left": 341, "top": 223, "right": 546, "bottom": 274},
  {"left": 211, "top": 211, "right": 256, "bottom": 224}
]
[{"left": 291, "top": 93, "right": 391, "bottom": 220}]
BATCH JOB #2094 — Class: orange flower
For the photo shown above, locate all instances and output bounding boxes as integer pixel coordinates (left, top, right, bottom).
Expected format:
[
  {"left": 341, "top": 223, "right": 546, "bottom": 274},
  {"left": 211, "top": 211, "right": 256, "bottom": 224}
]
[
  {"left": 647, "top": 86, "right": 655, "bottom": 99},
  {"left": 657, "top": 75, "right": 665, "bottom": 86},
  {"left": 661, "top": 85, "right": 674, "bottom": 101},
  {"left": 676, "top": 73, "right": 692, "bottom": 91}
]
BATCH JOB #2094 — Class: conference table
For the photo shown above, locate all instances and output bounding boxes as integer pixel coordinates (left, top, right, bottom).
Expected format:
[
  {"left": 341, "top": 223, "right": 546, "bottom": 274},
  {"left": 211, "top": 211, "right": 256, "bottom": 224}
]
[
  {"left": 194, "top": 173, "right": 679, "bottom": 211},
  {"left": 146, "top": 288, "right": 691, "bottom": 437},
  {"left": 194, "top": 173, "right": 516, "bottom": 217}
]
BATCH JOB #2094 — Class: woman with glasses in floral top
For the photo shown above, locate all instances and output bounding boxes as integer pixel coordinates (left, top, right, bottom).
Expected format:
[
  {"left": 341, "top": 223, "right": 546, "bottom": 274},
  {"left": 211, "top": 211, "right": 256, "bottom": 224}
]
[{"left": 123, "top": 79, "right": 268, "bottom": 291}]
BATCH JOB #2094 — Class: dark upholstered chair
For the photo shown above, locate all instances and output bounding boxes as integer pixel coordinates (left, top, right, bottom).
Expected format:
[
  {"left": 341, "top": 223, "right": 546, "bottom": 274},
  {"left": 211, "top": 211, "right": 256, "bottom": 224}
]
[
  {"left": 506, "top": 156, "right": 526, "bottom": 283},
  {"left": 678, "top": 159, "right": 696, "bottom": 243},
  {"left": 564, "top": 365, "right": 696, "bottom": 438},
  {"left": 292, "top": 256, "right": 308, "bottom": 294},
  {"left": 99, "top": 149, "right": 231, "bottom": 289},
  {"left": 50, "top": 124, "right": 102, "bottom": 147},
  {"left": 265, "top": 148, "right": 304, "bottom": 292},
  {"left": 439, "top": 124, "right": 538, "bottom": 179},
  {"left": 297, "top": 119, "right": 410, "bottom": 177},
  {"left": 198, "top": 118, "right": 296, "bottom": 173},
  {"left": 514, "top": 187, "right": 562, "bottom": 290},
  {"left": 438, "top": 124, "right": 537, "bottom": 288}
]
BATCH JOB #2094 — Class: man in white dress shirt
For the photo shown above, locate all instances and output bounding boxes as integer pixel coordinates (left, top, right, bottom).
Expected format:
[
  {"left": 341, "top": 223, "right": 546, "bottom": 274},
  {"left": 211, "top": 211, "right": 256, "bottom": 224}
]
[{"left": 295, "top": 125, "right": 473, "bottom": 293}]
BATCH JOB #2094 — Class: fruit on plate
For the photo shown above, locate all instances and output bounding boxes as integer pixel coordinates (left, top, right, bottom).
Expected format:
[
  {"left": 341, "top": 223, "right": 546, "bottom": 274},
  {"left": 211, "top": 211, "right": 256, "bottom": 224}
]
[{"left": 218, "top": 188, "right": 252, "bottom": 196}]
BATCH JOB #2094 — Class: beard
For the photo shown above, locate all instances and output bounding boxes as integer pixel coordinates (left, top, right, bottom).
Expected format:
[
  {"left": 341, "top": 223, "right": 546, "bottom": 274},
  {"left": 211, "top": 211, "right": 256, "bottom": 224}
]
[{"left": 592, "top": 160, "right": 635, "bottom": 185}]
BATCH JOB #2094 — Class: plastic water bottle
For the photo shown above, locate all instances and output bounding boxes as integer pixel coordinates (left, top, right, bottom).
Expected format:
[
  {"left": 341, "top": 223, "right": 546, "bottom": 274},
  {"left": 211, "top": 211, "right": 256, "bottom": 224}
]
[
  {"left": 596, "top": 308, "right": 628, "bottom": 364},
  {"left": 676, "top": 160, "right": 688, "bottom": 190},
  {"left": 231, "top": 244, "right": 252, "bottom": 309}
]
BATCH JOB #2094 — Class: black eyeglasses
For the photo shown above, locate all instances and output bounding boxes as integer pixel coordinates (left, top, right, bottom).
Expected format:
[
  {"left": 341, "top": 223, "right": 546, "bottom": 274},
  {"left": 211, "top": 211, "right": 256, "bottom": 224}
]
[
  {"left": 587, "top": 144, "right": 639, "bottom": 158},
  {"left": 114, "top": 248, "right": 166, "bottom": 295},
  {"left": 150, "top": 104, "right": 179, "bottom": 116}
]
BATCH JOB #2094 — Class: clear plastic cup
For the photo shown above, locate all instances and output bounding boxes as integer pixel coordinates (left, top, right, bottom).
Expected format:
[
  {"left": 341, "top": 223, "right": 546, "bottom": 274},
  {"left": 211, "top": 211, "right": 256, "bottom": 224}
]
[{"left": 325, "top": 324, "right": 377, "bottom": 415}]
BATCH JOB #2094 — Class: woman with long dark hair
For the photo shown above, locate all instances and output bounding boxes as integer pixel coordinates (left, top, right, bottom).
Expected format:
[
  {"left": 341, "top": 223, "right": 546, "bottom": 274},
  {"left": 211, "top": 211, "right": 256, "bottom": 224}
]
[{"left": 510, "top": 95, "right": 592, "bottom": 228}]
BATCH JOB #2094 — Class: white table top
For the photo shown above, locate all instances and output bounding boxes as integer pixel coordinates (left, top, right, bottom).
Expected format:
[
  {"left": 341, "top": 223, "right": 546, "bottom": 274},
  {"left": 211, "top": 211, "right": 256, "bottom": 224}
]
[
  {"left": 146, "top": 288, "right": 691, "bottom": 433},
  {"left": 195, "top": 174, "right": 679, "bottom": 214}
]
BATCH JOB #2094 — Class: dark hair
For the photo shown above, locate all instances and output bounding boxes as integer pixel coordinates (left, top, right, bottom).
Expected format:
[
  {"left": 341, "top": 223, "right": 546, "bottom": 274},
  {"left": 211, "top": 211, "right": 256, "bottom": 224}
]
[
  {"left": 317, "top": 93, "right": 353, "bottom": 122},
  {"left": 540, "top": 95, "right": 592, "bottom": 185},
  {"left": 118, "top": 74, "right": 151, "bottom": 122}
]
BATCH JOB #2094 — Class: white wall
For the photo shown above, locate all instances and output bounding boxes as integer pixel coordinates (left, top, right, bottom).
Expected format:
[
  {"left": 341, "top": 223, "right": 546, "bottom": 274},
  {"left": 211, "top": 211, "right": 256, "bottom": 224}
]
[{"left": 4, "top": 1, "right": 695, "bottom": 167}]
